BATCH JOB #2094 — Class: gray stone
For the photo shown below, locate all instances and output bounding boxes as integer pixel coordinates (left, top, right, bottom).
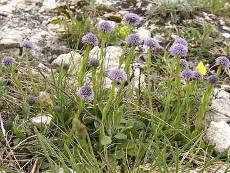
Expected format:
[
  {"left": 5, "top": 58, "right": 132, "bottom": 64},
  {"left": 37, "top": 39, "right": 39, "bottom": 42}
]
[
  {"left": 42, "top": 0, "right": 57, "bottom": 10},
  {"left": 0, "top": 29, "right": 24, "bottom": 49},
  {"left": 206, "top": 121, "right": 230, "bottom": 155},
  {"left": 51, "top": 51, "right": 81, "bottom": 75},
  {"left": 212, "top": 88, "right": 230, "bottom": 118},
  {"left": 136, "top": 27, "right": 151, "bottom": 41},
  {"left": 206, "top": 88, "right": 230, "bottom": 124},
  {"left": 222, "top": 32, "right": 230, "bottom": 39},
  {"left": 222, "top": 26, "right": 230, "bottom": 32},
  {"left": 30, "top": 114, "right": 52, "bottom": 126},
  {"left": 0, "top": 0, "right": 67, "bottom": 63},
  {"left": 89, "top": 46, "right": 123, "bottom": 70},
  {"left": 89, "top": 46, "right": 123, "bottom": 88}
]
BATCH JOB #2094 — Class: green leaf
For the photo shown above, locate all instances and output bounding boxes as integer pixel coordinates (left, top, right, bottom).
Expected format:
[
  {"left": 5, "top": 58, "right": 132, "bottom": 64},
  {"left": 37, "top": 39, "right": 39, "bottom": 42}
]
[
  {"left": 101, "top": 135, "right": 112, "bottom": 146},
  {"left": 114, "top": 133, "right": 127, "bottom": 140},
  {"left": 115, "top": 149, "right": 125, "bottom": 159},
  {"left": 12, "top": 127, "right": 26, "bottom": 139}
]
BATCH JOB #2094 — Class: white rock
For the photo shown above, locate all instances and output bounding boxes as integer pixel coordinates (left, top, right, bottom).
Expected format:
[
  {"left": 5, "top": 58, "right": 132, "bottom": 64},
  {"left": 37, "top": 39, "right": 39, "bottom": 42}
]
[
  {"left": 104, "top": 46, "right": 123, "bottom": 69},
  {"left": 132, "top": 63, "right": 146, "bottom": 89},
  {"left": 30, "top": 30, "right": 56, "bottom": 44},
  {"left": 0, "top": 29, "right": 24, "bottom": 45},
  {"left": 212, "top": 88, "right": 230, "bottom": 117},
  {"left": 51, "top": 51, "right": 81, "bottom": 75},
  {"left": 206, "top": 88, "right": 230, "bottom": 124},
  {"left": 206, "top": 121, "right": 230, "bottom": 154},
  {"left": 89, "top": 46, "right": 124, "bottom": 88},
  {"left": 89, "top": 46, "right": 101, "bottom": 59},
  {"left": 222, "top": 26, "right": 230, "bottom": 32},
  {"left": 222, "top": 32, "right": 230, "bottom": 39},
  {"left": 89, "top": 46, "right": 123, "bottom": 69},
  {"left": 219, "top": 19, "right": 225, "bottom": 26},
  {"left": 42, "top": 0, "right": 56, "bottom": 9},
  {"left": 31, "top": 115, "right": 52, "bottom": 126},
  {"left": 136, "top": 27, "right": 151, "bottom": 41}
]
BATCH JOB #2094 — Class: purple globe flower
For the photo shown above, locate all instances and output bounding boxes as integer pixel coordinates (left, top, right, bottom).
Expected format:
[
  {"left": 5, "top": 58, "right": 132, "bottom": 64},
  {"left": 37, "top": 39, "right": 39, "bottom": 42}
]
[
  {"left": 125, "top": 34, "right": 141, "bottom": 46},
  {"left": 180, "top": 68, "right": 194, "bottom": 81},
  {"left": 144, "top": 38, "right": 162, "bottom": 51},
  {"left": 173, "top": 37, "right": 188, "bottom": 46},
  {"left": 88, "top": 58, "right": 99, "bottom": 68},
  {"left": 169, "top": 43, "right": 188, "bottom": 57},
  {"left": 77, "top": 85, "right": 94, "bottom": 101},
  {"left": 215, "top": 56, "right": 230, "bottom": 69},
  {"left": 1, "top": 56, "right": 15, "bottom": 66},
  {"left": 19, "top": 38, "right": 33, "bottom": 48},
  {"left": 207, "top": 75, "right": 218, "bottom": 85},
  {"left": 98, "top": 21, "right": 113, "bottom": 33},
  {"left": 180, "top": 59, "right": 194, "bottom": 68},
  {"left": 82, "top": 33, "right": 99, "bottom": 46},
  {"left": 106, "top": 68, "right": 127, "bottom": 83},
  {"left": 123, "top": 12, "right": 140, "bottom": 26},
  {"left": 192, "top": 71, "right": 203, "bottom": 80}
]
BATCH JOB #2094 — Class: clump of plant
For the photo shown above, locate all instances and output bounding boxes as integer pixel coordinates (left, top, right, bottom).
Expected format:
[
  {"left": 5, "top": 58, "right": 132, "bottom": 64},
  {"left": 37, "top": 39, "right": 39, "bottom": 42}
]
[
  {"left": 1, "top": 11, "right": 229, "bottom": 173},
  {"left": 196, "top": 0, "right": 230, "bottom": 16},
  {"left": 147, "top": 0, "right": 200, "bottom": 24}
]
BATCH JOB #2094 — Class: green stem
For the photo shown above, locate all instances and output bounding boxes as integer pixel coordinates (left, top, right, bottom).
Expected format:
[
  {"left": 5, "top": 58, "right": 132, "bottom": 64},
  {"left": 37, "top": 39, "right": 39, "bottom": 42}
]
[
  {"left": 195, "top": 84, "right": 213, "bottom": 133},
  {"left": 78, "top": 46, "right": 91, "bottom": 85},
  {"left": 124, "top": 46, "right": 136, "bottom": 80}
]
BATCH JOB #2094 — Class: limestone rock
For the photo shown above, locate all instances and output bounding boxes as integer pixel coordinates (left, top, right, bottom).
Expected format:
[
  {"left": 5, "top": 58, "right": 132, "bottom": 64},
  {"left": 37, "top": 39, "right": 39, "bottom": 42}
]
[
  {"left": 206, "top": 121, "right": 230, "bottom": 155},
  {"left": 51, "top": 51, "right": 81, "bottom": 75},
  {"left": 31, "top": 114, "right": 52, "bottom": 126},
  {"left": 0, "top": 29, "right": 24, "bottom": 49},
  {"left": 89, "top": 46, "right": 123, "bottom": 69},
  {"left": 42, "top": 0, "right": 57, "bottom": 10},
  {"left": 132, "top": 62, "right": 146, "bottom": 89},
  {"left": 206, "top": 88, "right": 230, "bottom": 124},
  {"left": 211, "top": 88, "right": 230, "bottom": 118},
  {"left": 222, "top": 32, "right": 230, "bottom": 39},
  {"left": 136, "top": 27, "right": 151, "bottom": 41},
  {"left": 89, "top": 46, "right": 123, "bottom": 88}
]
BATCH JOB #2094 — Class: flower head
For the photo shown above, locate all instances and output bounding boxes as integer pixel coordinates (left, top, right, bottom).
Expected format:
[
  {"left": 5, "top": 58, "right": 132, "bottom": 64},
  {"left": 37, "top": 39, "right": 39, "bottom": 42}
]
[
  {"left": 173, "top": 37, "right": 188, "bottom": 46},
  {"left": 123, "top": 13, "right": 140, "bottom": 26},
  {"left": 169, "top": 43, "right": 188, "bottom": 57},
  {"left": 192, "top": 71, "right": 203, "bottom": 80},
  {"left": 19, "top": 38, "right": 33, "bottom": 48},
  {"left": 118, "top": 25, "right": 132, "bottom": 38},
  {"left": 82, "top": 33, "right": 99, "bottom": 46},
  {"left": 88, "top": 58, "right": 99, "bottom": 68},
  {"left": 125, "top": 34, "right": 141, "bottom": 46},
  {"left": 180, "top": 59, "right": 194, "bottom": 68},
  {"left": 106, "top": 68, "right": 127, "bottom": 83},
  {"left": 77, "top": 85, "right": 94, "bottom": 101},
  {"left": 1, "top": 56, "right": 15, "bottom": 66},
  {"left": 180, "top": 68, "right": 194, "bottom": 81},
  {"left": 144, "top": 38, "right": 162, "bottom": 51},
  {"left": 98, "top": 21, "right": 113, "bottom": 33},
  {"left": 207, "top": 75, "right": 218, "bottom": 85},
  {"left": 215, "top": 56, "right": 230, "bottom": 69}
]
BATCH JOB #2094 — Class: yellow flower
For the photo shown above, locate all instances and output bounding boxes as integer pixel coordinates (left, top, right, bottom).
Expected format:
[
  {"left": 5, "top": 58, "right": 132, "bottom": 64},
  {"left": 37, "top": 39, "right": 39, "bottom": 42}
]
[
  {"left": 117, "top": 25, "right": 132, "bottom": 38},
  {"left": 196, "top": 61, "right": 207, "bottom": 75}
]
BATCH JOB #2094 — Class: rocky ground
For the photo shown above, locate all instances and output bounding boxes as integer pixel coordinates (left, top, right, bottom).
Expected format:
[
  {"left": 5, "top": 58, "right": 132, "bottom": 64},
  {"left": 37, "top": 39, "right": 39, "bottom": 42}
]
[{"left": 0, "top": 0, "right": 229, "bottom": 172}]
